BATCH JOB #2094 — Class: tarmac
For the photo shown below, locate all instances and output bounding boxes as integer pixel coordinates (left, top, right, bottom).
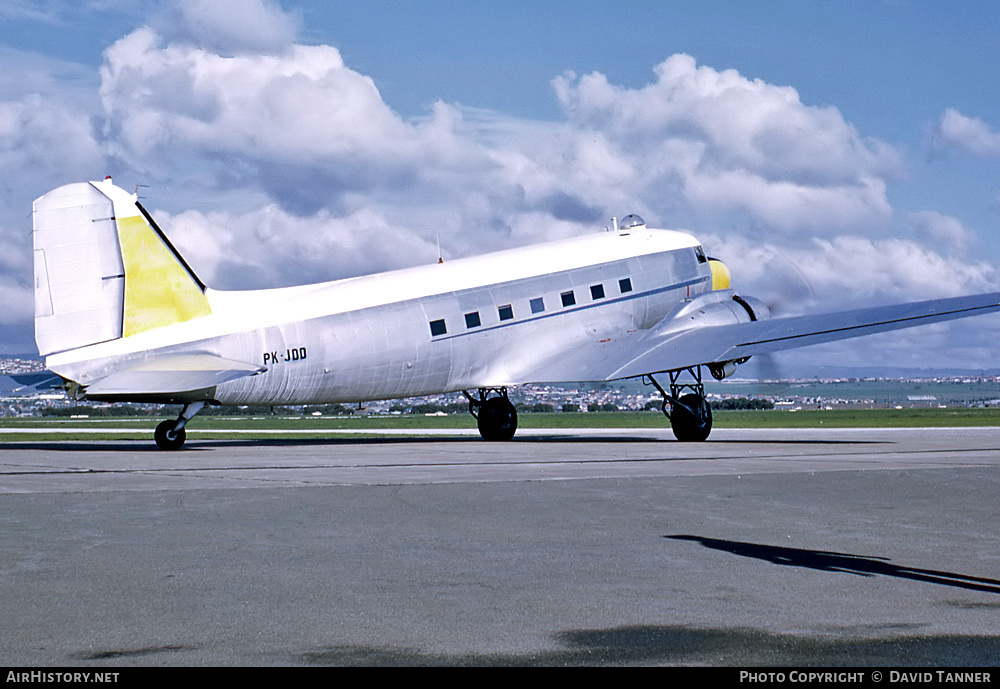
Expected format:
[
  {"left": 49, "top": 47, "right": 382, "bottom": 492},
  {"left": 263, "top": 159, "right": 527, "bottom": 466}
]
[{"left": 1, "top": 426, "right": 999, "bottom": 666}]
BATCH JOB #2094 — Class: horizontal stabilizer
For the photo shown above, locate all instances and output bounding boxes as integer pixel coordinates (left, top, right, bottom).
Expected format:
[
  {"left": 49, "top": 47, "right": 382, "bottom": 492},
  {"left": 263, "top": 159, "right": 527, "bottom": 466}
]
[
  {"left": 84, "top": 354, "right": 265, "bottom": 396},
  {"left": 3, "top": 372, "right": 63, "bottom": 395}
]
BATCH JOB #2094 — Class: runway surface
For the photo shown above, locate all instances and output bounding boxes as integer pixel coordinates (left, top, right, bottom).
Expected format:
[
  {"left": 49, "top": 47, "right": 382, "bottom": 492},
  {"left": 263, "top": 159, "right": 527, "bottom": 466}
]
[{"left": 2, "top": 427, "right": 999, "bottom": 666}]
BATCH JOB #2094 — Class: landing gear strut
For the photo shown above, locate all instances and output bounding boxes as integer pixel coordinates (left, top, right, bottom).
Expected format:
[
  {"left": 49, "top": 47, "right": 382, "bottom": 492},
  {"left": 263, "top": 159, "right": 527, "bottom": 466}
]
[
  {"left": 646, "top": 368, "right": 713, "bottom": 442},
  {"left": 464, "top": 387, "right": 518, "bottom": 441},
  {"left": 154, "top": 401, "right": 206, "bottom": 450}
]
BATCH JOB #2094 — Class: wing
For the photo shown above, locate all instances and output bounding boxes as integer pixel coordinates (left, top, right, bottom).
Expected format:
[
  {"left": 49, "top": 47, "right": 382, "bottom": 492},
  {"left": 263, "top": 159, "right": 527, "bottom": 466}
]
[
  {"left": 607, "top": 291, "right": 1000, "bottom": 380},
  {"left": 505, "top": 291, "right": 1000, "bottom": 384},
  {"left": 83, "top": 353, "right": 265, "bottom": 397}
]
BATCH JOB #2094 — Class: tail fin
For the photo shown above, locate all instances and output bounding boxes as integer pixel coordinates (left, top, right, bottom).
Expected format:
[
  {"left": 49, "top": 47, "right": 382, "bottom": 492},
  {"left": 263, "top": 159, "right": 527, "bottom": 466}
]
[{"left": 33, "top": 179, "right": 211, "bottom": 356}]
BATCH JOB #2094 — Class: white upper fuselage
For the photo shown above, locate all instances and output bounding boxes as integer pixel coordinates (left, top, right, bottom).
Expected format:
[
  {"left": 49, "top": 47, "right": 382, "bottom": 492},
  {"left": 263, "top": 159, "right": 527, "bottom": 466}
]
[{"left": 47, "top": 225, "right": 713, "bottom": 404}]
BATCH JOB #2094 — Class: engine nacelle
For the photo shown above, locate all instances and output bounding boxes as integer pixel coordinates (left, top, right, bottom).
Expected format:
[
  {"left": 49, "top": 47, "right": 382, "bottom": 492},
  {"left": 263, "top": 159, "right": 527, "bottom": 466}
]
[
  {"left": 656, "top": 290, "right": 772, "bottom": 380},
  {"left": 664, "top": 290, "right": 770, "bottom": 329},
  {"left": 731, "top": 294, "right": 770, "bottom": 323},
  {"left": 709, "top": 360, "right": 737, "bottom": 380}
]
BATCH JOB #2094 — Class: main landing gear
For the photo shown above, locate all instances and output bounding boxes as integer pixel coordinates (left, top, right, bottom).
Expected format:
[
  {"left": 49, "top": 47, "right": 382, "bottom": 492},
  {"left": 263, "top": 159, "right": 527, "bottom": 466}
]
[
  {"left": 646, "top": 368, "right": 713, "bottom": 442},
  {"left": 464, "top": 387, "right": 518, "bottom": 441},
  {"left": 153, "top": 400, "right": 206, "bottom": 450}
]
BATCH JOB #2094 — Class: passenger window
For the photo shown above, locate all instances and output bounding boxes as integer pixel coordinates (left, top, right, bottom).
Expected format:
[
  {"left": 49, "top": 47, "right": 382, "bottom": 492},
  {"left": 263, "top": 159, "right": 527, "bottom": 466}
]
[
  {"left": 530, "top": 297, "right": 545, "bottom": 314},
  {"left": 561, "top": 291, "right": 576, "bottom": 307},
  {"left": 590, "top": 284, "right": 605, "bottom": 300},
  {"left": 429, "top": 319, "right": 447, "bottom": 336},
  {"left": 465, "top": 312, "right": 481, "bottom": 328},
  {"left": 498, "top": 304, "right": 514, "bottom": 321},
  {"left": 619, "top": 277, "right": 633, "bottom": 293}
]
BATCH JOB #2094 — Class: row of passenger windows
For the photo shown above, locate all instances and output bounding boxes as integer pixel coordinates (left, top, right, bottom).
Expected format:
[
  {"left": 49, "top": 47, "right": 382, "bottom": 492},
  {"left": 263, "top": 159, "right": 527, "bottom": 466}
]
[{"left": 429, "top": 277, "right": 633, "bottom": 337}]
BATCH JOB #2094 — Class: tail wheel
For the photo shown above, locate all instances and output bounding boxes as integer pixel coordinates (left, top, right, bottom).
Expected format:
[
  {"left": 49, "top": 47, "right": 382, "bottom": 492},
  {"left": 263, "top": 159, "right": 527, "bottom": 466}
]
[
  {"left": 154, "top": 420, "right": 186, "bottom": 451},
  {"left": 670, "top": 394, "right": 712, "bottom": 442},
  {"left": 477, "top": 396, "right": 518, "bottom": 441}
]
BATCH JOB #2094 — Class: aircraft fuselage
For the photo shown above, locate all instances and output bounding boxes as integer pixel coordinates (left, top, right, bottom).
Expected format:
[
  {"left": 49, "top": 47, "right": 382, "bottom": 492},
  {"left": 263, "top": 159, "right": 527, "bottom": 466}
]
[{"left": 46, "top": 227, "right": 714, "bottom": 405}]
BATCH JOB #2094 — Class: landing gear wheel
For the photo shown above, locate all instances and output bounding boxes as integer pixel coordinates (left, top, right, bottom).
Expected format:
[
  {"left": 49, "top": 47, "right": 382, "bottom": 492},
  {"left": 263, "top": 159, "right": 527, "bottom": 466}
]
[
  {"left": 154, "top": 420, "right": 186, "bottom": 451},
  {"left": 670, "top": 393, "right": 712, "bottom": 442},
  {"left": 477, "top": 396, "right": 518, "bottom": 441}
]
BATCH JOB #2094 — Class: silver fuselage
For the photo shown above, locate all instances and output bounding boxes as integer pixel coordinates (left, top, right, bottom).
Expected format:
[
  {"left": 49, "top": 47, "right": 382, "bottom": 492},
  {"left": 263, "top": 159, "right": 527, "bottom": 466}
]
[{"left": 47, "top": 227, "right": 713, "bottom": 404}]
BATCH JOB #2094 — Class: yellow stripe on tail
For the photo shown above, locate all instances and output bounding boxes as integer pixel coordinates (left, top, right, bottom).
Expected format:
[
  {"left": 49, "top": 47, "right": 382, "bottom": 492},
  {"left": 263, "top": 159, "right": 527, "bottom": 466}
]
[{"left": 115, "top": 213, "right": 211, "bottom": 337}]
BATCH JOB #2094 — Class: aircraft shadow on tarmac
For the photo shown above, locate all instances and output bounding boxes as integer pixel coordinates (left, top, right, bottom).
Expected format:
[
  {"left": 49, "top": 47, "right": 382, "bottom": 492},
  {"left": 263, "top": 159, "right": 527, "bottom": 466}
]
[{"left": 667, "top": 535, "right": 1000, "bottom": 595}]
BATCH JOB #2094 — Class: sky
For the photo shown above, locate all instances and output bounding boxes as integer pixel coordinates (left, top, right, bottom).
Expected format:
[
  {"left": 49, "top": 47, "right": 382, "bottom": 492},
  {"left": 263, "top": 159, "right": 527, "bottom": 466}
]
[{"left": 3, "top": 0, "right": 1000, "bottom": 375}]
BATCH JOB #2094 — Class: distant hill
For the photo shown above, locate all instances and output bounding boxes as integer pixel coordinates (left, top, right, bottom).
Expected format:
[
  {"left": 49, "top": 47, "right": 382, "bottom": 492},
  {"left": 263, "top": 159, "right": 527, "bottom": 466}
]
[{"left": 766, "top": 364, "right": 1000, "bottom": 379}]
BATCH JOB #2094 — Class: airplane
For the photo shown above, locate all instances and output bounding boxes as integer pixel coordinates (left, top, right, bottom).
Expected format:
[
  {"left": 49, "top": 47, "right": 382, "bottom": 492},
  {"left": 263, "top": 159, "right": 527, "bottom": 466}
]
[{"left": 30, "top": 178, "right": 1000, "bottom": 449}]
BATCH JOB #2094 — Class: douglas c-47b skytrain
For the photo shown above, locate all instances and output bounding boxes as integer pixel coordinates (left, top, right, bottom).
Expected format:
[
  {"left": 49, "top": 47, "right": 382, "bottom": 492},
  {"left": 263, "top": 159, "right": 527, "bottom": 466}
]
[{"left": 31, "top": 179, "right": 1000, "bottom": 449}]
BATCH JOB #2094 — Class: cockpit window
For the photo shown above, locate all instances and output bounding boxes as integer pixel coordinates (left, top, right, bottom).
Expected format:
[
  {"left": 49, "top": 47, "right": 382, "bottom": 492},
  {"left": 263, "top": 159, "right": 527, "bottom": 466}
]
[{"left": 695, "top": 246, "right": 708, "bottom": 264}]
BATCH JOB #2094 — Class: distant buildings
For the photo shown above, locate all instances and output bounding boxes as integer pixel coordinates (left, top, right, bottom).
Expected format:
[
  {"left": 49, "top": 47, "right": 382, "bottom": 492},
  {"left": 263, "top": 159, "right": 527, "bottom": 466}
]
[
  {"left": 3, "top": 358, "right": 1000, "bottom": 417},
  {"left": 0, "top": 357, "right": 45, "bottom": 375}
]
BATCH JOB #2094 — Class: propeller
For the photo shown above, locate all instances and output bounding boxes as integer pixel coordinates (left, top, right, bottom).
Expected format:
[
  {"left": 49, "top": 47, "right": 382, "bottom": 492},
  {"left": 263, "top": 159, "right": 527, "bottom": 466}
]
[{"left": 746, "top": 258, "right": 816, "bottom": 397}]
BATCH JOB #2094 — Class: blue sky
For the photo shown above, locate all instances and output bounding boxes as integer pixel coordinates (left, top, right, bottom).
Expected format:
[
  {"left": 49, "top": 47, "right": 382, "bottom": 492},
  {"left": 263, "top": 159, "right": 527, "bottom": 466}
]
[{"left": 3, "top": 0, "right": 1000, "bottom": 373}]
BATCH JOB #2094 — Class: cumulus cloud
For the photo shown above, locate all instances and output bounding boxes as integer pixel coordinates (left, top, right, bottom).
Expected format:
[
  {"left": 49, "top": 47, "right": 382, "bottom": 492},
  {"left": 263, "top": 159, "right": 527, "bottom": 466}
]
[
  {"left": 0, "top": 47, "right": 105, "bottom": 201},
  {"left": 930, "top": 108, "right": 1000, "bottom": 159},
  {"left": 97, "top": 40, "right": 909, "bottom": 246},
  {"left": 99, "top": 28, "right": 408, "bottom": 165},
  {"left": 907, "top": 210, "right": 977, "bottom": 257},
  {"left": 157, "top": 204, "right": 443, "bottom": 289},
  {"left": 151, "top": 0, "right": 300, "bottom": 55},
  {"left": 0, "top": 235, "right": 34, "bottom": 325},
  {"left": 552, "top": 55, "right": 903, "bottom": 234},
  {"left": 705, "top": 232, "right": 995, "bottom": 314},
  {"left": 0, "top": 88, "right": 107, "bottom": 332},
  {"left": 0, "top": 95, "right": 104, "bottom": 183}
]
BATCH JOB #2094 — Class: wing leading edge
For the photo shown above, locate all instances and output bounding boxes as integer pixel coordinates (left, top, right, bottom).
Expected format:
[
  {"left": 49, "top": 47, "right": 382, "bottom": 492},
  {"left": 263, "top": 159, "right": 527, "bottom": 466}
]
[{"left": 608, "top": 291, "right": 1000, "bottom": 381}]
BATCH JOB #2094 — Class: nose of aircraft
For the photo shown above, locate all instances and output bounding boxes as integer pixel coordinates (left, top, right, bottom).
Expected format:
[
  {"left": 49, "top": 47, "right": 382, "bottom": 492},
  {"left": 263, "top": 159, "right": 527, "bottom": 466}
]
[{"left": 708, "top": 257, "right": 731, "bottom": 290}]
